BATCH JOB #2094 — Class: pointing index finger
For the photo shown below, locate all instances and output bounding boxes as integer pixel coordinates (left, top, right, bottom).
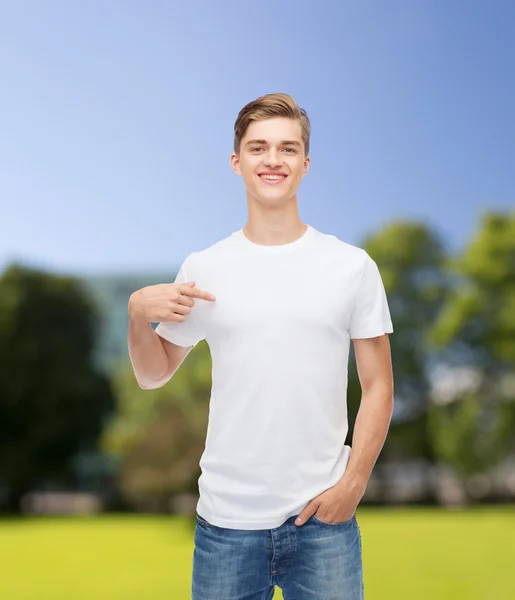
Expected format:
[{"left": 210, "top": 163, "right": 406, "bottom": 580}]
[{"left": 180, "top": 284, "right": 216, "bottom": 301}]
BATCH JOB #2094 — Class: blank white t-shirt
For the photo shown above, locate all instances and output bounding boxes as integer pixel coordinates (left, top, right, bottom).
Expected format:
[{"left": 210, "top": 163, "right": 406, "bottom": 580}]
[{"left": 155, "top": 224, "right": 393, "bottom": 530}]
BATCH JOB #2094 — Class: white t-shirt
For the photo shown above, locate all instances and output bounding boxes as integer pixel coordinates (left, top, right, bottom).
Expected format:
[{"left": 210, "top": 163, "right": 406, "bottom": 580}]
[{"left": 155, "top": 224, "right": 393, "bottom": 530}]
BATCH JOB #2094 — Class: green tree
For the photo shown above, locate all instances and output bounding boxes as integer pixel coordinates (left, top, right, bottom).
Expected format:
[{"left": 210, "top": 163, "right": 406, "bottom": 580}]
[
  {"left": 350, "top": 221, "right": 448, "bottom": 463},
  {"left": 101, "top": 339, "right": 212, "bottom": 511},
  {"left": 428, "top": 211, "right": 515, "bottom": 485},
  {"left": 0, "top": 264, "right": 116, "bottom": 512}
]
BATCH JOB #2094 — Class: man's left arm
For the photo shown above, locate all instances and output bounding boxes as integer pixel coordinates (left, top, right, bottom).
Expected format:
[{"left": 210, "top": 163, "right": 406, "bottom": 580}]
[
  {"left": 336, "top": 333, "right": 394, "bottom": 498},
  {"left": 295, "top": 333, "right": 393, "bottom": 525}
]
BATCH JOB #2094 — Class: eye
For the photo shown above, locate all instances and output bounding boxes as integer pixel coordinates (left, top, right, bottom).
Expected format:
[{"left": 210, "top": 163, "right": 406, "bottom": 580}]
[
  {"left": 250, "top": 147, "right": 264, "bottom": 152},
  {"left": 284, "top": 148, "right": 296, "bottom": 153}
]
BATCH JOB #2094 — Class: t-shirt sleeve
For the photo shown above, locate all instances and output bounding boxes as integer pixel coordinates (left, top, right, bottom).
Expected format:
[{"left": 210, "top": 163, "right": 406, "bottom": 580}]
[
  {"left": 349, "top": 253, "right": 394, "bottom": 339},
  {"left": 154, "top": 256, "right": 205, "bottom": 348}
]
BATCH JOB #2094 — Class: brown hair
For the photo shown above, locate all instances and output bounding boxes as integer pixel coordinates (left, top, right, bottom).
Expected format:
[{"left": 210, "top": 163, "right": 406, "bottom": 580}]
[{"left": 233, "top": 92, "right": 311, "bottom": 156}]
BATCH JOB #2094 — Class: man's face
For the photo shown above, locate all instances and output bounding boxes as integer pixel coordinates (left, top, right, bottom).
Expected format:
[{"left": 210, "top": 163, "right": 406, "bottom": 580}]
[{"left": 231, "top": 117, "right": 310, "bottom": 206}]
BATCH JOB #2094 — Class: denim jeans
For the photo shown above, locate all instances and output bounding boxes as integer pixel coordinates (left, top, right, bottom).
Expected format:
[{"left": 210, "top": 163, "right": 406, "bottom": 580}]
[{"left": 192, "top": 511, "right": 364, "bottom": 599}]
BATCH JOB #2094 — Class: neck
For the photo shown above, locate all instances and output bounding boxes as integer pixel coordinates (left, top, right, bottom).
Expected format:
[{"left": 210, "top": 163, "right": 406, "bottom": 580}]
[{"left": 243, "top": 192, "right": 307, "bottom": 246}]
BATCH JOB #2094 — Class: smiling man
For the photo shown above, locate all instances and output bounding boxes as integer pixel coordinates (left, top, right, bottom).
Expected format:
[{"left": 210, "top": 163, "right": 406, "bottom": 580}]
[{"left": 128, "top": 93, "right": 394, "bottom": 599}]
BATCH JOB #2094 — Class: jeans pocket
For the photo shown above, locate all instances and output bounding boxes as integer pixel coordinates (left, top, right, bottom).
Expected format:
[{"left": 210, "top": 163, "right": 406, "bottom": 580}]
[
  {"left": 311, "top": 513, "right": 355, "bottom": 527},
  {"left": 196, "top": 512, "right": 212, "bottom": 528}
]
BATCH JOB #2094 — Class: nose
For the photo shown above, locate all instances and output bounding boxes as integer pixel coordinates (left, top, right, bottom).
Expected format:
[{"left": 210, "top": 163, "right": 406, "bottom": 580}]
[{"left": 262, "top": 148, "right": 283, "bottom": 168}]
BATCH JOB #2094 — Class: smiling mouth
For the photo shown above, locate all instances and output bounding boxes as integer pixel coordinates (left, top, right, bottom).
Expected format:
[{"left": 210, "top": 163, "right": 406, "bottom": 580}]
[{"left": 258, "top": 174, "right": 288, "bottom": 185}]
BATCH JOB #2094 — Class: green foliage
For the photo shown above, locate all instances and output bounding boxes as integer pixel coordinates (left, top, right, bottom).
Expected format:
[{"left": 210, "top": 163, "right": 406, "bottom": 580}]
[
  {"left": 364, "top": 221, "right": 448, "bottom": 370},
  {"left": 428, "top": 391, "right": 515, "bottom": 478},
  {"left": 430, "top": 211, "right": 515, "bottom": 366},
  {"left": 428, "top": 211, "right": 515, "bottom": 481},
  {"left": 0, "top": 264, "right": 116, "bottom": 509},
  {"left": 356, "top": 221, "right": 448, "bottom": 462},
  {"left": 430, "top": 288, "right": 482, "bottom": 348},
  {"left": 101, "top": 340, "right": 212, "bottom": 508}
]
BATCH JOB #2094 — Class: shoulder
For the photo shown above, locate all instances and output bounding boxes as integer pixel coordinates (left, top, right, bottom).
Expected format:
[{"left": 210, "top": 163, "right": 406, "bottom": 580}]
[
  {"left": 183, "top": 230, "right": 240, "bottom": 270},
  {"left": 312, "top": 227, "right": 372, "bottom": 271}
]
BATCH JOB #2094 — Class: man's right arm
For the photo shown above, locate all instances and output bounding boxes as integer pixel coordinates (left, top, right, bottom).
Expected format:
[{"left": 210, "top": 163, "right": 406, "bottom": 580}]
[{"left": 128, "top": 310, "right": 193, "bottom": 390}]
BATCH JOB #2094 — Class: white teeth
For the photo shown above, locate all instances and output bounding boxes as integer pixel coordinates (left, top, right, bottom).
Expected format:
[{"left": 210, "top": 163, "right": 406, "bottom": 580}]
[{"left": 260, "top": 175, "right": 285, "bottom": 180}]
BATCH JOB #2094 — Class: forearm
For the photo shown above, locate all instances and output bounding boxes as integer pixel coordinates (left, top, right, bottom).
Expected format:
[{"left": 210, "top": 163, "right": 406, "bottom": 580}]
[
  {"left": 128, "top": 302, "right": 169, "bottom": 386},
  {"left": 338, "top": 384, "right": 394, "bottom": 494}
]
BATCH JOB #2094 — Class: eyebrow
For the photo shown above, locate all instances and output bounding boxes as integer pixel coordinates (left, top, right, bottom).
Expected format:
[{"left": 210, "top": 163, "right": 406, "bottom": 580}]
[{"left": 244, "top": 139, "right": 301, "bottom": 147}]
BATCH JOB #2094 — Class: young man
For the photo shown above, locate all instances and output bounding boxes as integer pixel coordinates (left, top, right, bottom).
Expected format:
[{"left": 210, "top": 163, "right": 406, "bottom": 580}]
[{"left": 128, "top": 93, "right": 394, "bottom": 599}]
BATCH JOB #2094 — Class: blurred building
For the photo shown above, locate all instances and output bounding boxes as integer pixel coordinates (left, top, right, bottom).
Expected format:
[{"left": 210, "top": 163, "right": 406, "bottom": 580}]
[{"left": 82, "top": 270, "right": 179, "bottom": 375}]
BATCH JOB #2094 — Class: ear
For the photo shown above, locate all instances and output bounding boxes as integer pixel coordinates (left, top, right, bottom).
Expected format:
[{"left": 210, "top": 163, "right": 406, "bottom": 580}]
[
  {"left": 230, "top": 152, "right": 242, "bottom": 176},
  {"left": 302, "top": 155, "right": 311, "bottom": 177}
]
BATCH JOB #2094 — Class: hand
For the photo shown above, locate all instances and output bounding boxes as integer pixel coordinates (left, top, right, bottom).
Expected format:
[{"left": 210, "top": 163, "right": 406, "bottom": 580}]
[
  {"left": 294, "top": 482, "right": 362, "bottom": 527},
  {"left": 128, "top": 281, "right": 216, "bottom": 323}
]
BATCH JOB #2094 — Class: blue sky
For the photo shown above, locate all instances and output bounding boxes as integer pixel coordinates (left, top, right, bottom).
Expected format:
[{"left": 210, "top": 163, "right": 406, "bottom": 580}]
[{"left": 1, "top": 0, "right": 513, "bottom": 276}]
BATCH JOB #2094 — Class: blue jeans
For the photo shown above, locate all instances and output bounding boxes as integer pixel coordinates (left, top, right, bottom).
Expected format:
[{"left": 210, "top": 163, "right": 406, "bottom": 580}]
[{"left": 192, "top": 511, "right": 364, "bottom": 599}]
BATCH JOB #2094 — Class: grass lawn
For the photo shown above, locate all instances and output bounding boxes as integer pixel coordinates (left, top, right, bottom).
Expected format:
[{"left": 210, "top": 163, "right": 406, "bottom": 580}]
[{"left": 0, "top": 506, "right": 513, "bottom": 599}]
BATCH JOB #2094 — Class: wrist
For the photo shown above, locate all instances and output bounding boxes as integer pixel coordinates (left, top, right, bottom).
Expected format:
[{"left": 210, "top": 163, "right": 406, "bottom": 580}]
[{"left": 337, "top": 472, "right": 368, "bottom": 497}]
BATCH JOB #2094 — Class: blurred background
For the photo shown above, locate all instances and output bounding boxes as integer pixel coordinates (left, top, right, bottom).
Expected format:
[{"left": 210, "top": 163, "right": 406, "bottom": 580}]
[{"left": 1, "top": 1, "right": 514, "bottom": 599}]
